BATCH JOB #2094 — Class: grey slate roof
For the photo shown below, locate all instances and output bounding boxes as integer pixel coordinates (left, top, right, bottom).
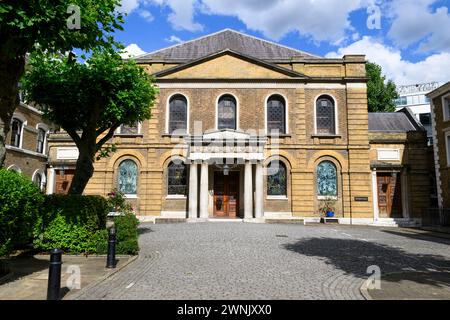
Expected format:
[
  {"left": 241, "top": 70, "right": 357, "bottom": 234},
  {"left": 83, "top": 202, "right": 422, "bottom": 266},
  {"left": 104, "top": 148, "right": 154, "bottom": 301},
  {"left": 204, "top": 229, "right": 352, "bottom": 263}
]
[
  {"left": 136, "top": 29, "right": 321, "bottom": 62},
  {"left": 368, "top": 112, "right": 421, "bottom": 132}
]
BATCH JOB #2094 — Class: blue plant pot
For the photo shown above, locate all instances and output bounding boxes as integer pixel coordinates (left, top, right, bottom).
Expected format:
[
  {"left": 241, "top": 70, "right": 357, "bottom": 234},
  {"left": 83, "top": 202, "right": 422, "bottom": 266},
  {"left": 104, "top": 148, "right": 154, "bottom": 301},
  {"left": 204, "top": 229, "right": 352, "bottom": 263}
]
[{"left": 326, "top": 211, "right": 335, "bottom": 218}]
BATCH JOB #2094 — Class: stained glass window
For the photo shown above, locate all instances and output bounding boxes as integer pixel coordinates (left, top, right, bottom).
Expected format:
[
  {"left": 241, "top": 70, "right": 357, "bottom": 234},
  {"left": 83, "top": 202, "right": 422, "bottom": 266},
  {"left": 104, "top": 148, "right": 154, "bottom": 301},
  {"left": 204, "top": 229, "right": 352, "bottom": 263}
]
[
  {"left": 11, "top": 118, "right": 22, "bottom": 147},
  {"left": 316, "top": 96, "right": 335, "bottom": 135},
  {"left": 168, "top": 162, "right": 187, "bottom": 195},
  {"left": 317, "top": 161, "right": 337, "bottom": 197},
  {"left": 218, "top": 95, "right": 236, "bottom": 130},
  {"left": 169, "top": 95, "right": 187, "bottom": 134},
  {"left": 267, "top": 95, "right": 286, "bottom": 134},
  {"left": 118, "top": 160, "right": 138, "bottom": 195},
  {"left": 267, "top": 161, "right": 287, "bottom": 196}
]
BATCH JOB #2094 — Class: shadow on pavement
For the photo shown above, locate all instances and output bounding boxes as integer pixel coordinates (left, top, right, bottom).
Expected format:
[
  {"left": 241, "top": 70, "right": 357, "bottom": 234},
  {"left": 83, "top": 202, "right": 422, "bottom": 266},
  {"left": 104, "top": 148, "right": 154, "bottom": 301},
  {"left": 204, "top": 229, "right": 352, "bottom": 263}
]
[
  {"left": 282, "top": 237, "right": 450, "bottom": 288},
  {"left": 381, "top": 229, "right": 450, "bottom": 246},
  {"left": 138, "top": 226, "right": 154, "bottom": 235},
  {"left": 0, "top": 251, "right": 49, "bottom": 285}
]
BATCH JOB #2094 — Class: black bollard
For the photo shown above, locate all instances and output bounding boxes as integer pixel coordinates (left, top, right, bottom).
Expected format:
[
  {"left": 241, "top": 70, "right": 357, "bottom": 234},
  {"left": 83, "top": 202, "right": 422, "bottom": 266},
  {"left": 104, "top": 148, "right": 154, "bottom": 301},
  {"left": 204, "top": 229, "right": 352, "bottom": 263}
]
[
  {"left": 106, "top": 227, "right": 116, "bottom": 268},
  {"left": 47, "top": 248, "right": 63, "bottom": 300}
]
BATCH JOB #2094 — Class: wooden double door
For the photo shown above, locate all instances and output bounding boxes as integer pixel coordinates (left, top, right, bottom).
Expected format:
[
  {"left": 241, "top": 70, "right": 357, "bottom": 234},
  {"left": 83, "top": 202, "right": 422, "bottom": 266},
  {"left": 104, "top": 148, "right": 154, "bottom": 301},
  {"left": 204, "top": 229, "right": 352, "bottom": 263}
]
[
  {"left": 213, "top": 171, "right": 239, "bottom": 218},
  {"left": 377, "top": 173, "right": 402, "bottom": 218}
]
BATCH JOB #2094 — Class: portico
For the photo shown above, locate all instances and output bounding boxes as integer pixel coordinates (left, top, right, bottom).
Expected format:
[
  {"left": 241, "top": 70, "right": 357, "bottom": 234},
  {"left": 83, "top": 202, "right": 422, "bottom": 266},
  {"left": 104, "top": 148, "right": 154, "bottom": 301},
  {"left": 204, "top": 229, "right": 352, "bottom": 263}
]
[{"left": 187, "top": 130, "right": 266, "bottom": 220}]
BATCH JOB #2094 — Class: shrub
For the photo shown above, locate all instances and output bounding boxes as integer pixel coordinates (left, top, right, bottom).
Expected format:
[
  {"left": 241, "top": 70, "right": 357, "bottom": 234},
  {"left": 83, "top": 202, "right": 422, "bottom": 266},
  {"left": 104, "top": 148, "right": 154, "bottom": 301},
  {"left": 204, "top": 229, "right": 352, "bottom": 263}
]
[
  {"left": 0, "top": 169, "right": 44, "bottom": 256},
  {"left": 34, "top": 195, "right": 109, "bottom": 254}
]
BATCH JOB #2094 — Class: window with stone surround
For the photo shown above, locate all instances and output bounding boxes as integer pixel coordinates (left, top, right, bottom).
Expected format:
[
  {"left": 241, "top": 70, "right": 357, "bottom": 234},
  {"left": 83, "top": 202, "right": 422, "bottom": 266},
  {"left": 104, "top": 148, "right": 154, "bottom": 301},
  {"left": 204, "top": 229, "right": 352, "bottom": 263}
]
[
  {"left": 168, "top": 162, "right": 187, "bottom": 196},
  {"left": 117, "top": 159, "right": 138, "bottom": 195},
  {"left": 316, "top": 95, "right": 336, "bottom": 135},
  {"left": 317, "top": 161, "right": 338, "bottom": 197},
  {"left": 169, "top": 95, "right": 188, "bottom": 134},
  {"left": 218, "top": 95, "right": 237, "bottom": 130},
  {"left": 267, "top": 95, "right": 286, "bottom": 134},
  {"left": 267, "top": 161, "right": 287, "bottom": 196},
  {"left": 118, "top": 122, "right": 140, "bottom": 135},
  {"left": 10, "top": 118, "right": 23, "bottom": 148},
  {"left": 36, "top": 128, "right": 46, "bottom": 153}
]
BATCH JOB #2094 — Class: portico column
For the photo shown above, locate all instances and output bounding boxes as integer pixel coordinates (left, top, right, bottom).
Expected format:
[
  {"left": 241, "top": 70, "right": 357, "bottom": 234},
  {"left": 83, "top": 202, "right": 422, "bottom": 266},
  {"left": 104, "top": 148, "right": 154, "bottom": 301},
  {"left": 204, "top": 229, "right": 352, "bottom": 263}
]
[
  {"left": 371, "top": 169, "right": 379, "bottom": 222},
  {"left": 255, "top": 161, "right": 264, "bottom": 218},
  {"left": 244, "top": 161, "right": 253, "bottom": 219},
  {"left": 188, "top": 162, "right": 198, "bottom": 219},
  {"left": 199, "top": 161, "right": 209, "bottom": 219}
]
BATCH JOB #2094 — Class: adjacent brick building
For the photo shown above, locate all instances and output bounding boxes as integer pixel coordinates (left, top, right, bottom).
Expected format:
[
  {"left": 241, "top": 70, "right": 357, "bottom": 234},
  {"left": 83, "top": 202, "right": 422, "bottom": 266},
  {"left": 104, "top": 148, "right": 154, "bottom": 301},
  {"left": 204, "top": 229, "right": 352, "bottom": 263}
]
[
  {"left": 46, "top": 29, "right": 431, "bottom": 226},
  {"left": 4, "top": 100, "right": 52, "bottom": 191},
  {"left": 428, "top": 82, "right": 450, "bottom": 216}
]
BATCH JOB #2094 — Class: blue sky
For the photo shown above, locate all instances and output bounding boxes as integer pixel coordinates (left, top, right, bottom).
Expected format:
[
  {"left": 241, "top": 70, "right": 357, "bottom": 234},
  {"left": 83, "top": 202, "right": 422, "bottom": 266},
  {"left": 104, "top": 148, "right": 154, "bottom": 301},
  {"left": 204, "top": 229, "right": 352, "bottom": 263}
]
[{"left": 116, "top": 0, "right": 450, "bottom": 85}]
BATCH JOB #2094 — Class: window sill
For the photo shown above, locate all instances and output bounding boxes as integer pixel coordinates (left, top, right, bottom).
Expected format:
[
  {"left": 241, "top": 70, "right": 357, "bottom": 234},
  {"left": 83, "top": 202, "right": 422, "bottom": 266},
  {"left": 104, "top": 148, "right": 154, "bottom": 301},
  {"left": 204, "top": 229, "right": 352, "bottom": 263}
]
[
  {"left": 124, "top": 194, "right": 138, "bottom": 199},
  {"left": 267, "top": 195, "right": 288, "bottom": 200},
  {"left": 267, "top": 134, "right": 292, "bottom": 138},
  {"left": 162, "top": 134, "right": 189, "bottom": 138},
  {"left": 311, "top": 135, "right": 342, "bottom": 139},
  {"left": 166, "top": 195, "right": 187, "bottom": 200},
  {"left": 114, "top": 134, "right": 143, "bottom": 137},
  {"left": 317, "top": 196, "right": 338, "bottom": 200}
]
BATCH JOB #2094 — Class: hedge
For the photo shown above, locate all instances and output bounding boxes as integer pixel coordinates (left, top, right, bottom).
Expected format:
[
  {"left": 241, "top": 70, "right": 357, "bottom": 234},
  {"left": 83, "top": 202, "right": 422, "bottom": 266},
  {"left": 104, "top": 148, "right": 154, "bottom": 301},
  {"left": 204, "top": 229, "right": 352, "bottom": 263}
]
[
  {"left": 33, "top": 194, "right": 140, "bottom": 255},
  {"left": 0, "top": 169, "right": 44, "bottom": 256}
]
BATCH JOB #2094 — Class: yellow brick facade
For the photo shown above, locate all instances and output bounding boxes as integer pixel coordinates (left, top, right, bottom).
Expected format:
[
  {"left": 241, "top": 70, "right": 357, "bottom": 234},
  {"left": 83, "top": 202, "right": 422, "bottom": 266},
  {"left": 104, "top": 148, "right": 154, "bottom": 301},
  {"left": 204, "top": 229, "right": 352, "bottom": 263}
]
[{"left": 45, "top": 31, "right": 430, "bottom": 225}]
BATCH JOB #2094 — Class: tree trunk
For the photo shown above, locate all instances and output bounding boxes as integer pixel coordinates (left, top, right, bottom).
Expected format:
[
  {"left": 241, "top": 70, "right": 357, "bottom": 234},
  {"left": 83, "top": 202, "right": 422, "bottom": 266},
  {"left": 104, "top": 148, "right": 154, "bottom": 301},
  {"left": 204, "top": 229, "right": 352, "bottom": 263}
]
[
  {"left": 69, "top": 142, "right": 96, "bottom": 195},
  {"left": 0, "top": 53, "right": 26, "bottom": 167}
]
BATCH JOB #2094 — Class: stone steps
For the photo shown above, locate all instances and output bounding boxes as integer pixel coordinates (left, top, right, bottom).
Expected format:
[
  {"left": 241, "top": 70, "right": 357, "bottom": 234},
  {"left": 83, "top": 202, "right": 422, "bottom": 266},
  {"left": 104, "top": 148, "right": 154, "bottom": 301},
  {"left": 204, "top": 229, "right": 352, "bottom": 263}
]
[
  {"left": 265, "top": 218, "right": 305, "bottom": 225},
  {"left": 155, "top": 218, "right": 187, "bottom": 224}
]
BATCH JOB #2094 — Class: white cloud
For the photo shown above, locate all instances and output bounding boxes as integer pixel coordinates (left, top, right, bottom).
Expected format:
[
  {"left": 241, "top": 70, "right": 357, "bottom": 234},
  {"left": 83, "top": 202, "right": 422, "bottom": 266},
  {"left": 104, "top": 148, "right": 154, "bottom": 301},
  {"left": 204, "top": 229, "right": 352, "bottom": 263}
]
[
  {"left": 166, "top": 35, "right": 183, "bottom": 44},
  {"left": 201, "top": 0, "right": 370, "bottom": 42},
  {"left": 118, "top": 0, "right": 140, "bottom": 14},
  {"left": 149, "top": 0, "right": 203, "bottom": 32},
  {"left": 386, "top": 0, "right": 450, "bottom": 53},
  {"left": 120, "top": 43, "right": 146, "bottom": 58},
  {"left": 139, "top": 9, "right": 154, "bottom": 22},
  {"left": 326, "top": 36, "right": 450, "bottom": 85}
]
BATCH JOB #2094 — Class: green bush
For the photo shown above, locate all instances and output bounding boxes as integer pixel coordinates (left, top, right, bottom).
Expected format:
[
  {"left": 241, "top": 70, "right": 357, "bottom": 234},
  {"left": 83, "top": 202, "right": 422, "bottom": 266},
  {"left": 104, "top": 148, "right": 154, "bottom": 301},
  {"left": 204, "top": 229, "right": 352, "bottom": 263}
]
[
  {"left": 0, "top": 169, "right": 44, "bottom": 256},
  {"left": 34, "top": 195, "right": 109, "bottom": 254},
  {"left": 34, "top": 193, "right": 140, "bottom": 255}
]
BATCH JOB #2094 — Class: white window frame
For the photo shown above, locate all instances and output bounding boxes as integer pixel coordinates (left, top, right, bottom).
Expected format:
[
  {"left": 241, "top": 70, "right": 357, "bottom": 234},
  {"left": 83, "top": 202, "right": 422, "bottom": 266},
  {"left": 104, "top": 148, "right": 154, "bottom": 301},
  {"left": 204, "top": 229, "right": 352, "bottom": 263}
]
[
  {"left": 32, "top": 169, "right": 47, "bottom": 191},
  {"left": 442, "top": 93, "right": 450, "bottom": 122},
  {"left": 216, "top": 93, "right": 239, "bottom": 131},
  {"left": 165, "top": 92, "right": 190, "bottom": 135},
  {"left": 446, "top": 131, "right": 450, "bottom": 167},
  {"left": 117, "top": 159, "right": 139, "bottom": 197},
  {"left": 7, "top": 164, "right": 22, "bottom": 173},
  {"left": 115, "top": 122, "right": 142, "bottom": 135},
  {"left": 313, "top": 94, "right": 338, "bottom": 135},
  {"left": 36, "top": 123, "right": 49, "bottom": 155},
  {"left": 264, "top": 93, "right": 289, "bottom": 135},
  {"left": 10, "top": 114, "right": 27, "bottom": 149}
]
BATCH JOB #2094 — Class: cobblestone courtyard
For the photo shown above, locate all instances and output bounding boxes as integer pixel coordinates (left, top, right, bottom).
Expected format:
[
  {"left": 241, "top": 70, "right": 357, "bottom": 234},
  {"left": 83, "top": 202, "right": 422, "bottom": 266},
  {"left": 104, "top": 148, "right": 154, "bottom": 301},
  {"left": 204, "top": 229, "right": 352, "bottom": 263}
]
[{"left": 74, "top": 223, "right": 450, "bottom": 300}]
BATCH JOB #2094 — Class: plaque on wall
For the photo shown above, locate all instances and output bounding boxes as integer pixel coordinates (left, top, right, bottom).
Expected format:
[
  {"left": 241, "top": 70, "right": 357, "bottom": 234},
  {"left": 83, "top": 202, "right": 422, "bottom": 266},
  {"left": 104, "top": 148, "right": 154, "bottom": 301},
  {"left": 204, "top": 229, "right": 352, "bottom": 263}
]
[{"left": 354, "top": 197, "right": 369, "bottom": 202}]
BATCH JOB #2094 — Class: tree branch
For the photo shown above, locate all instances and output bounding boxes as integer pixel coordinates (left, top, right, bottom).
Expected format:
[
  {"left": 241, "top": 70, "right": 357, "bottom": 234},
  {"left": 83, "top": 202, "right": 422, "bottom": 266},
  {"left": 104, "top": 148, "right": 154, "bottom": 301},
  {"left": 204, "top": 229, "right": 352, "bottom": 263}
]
[
  {"left": 96, "top": 123, "right": 120, "bottom": 150},
  {"left": 65, "top": 128, "right": 81, "bottom": 145}
]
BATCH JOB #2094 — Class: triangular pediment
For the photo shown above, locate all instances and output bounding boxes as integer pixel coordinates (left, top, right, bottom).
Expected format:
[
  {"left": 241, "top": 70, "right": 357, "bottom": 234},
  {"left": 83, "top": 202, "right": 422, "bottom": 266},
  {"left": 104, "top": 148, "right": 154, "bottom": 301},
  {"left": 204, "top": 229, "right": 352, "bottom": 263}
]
[
  {"left": 153, "top": 50, "right": 308, "bottom": 80},
  {"left": 202, "top": 129, "right": 251, "bottom": 141}
]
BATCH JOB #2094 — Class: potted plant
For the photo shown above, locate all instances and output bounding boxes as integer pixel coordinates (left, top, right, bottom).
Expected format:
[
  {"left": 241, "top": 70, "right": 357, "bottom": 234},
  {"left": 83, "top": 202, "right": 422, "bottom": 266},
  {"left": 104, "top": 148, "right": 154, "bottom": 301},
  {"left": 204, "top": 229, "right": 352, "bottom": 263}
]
[{"left": 319, "top": 196, "right": 336, "bottom": 218}]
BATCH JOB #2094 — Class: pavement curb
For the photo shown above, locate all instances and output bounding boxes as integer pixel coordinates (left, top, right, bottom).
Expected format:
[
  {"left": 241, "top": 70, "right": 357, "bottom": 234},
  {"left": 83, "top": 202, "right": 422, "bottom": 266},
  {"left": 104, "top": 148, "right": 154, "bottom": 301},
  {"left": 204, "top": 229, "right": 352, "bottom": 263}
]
[
  {"left": 64, "top": 254, "right": 139, "bottom": 300},
  {"left": 359, "top": 279, "right": 373, "bottom": 301}
]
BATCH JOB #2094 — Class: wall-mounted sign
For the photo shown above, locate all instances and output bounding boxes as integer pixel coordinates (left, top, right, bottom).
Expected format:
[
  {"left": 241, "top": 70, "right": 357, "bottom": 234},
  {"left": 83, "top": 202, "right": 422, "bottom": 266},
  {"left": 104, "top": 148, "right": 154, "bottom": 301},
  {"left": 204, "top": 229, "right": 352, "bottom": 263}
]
[{"left": 354, "top": 197, "right": 369, "bottom": 202}]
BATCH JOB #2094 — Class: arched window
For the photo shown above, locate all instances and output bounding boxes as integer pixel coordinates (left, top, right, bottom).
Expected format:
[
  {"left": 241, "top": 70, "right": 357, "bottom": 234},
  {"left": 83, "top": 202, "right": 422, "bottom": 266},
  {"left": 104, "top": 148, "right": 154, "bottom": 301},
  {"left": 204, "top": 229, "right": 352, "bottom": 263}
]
[
  {"left": 218, "top": 95, "right": 237, "bottom": 130},
  {"left": 267, "top": 95, "right": 286, "bottom": 134},
  {"left": 11, "top": 118, "right": 23, "bottom": 147},
  {"left": 36, "top": 128, "right": 46, "bottom": 154},
  {"left": 168, "top": 162, "right": 187, "bottom": 195},
  {"left": 33, "top": 171, "right": 45, "bottom": 191},
  {"left": 117, "top": 160, "right": 138, "bottom": 195},
  {"left": 316, "top": 95, "right": 335, "bottom": 135},
  {"left": 168, "top": 95, "right": 187, "bottom": 134},
  {"left": 267, "top": 161, "right": 287, "bottom": 196},
  {"left": 317, "top": 161, "right": 337, "bottom": 197}
]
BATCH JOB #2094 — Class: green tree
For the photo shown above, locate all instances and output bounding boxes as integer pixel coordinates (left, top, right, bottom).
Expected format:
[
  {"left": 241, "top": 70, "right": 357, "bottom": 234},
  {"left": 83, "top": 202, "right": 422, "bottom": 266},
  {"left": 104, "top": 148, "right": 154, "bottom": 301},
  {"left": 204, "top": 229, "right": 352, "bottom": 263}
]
[
  {"left": 366, "top": 62, "right": 399, "bottom": 112},
  {"left": 22, "top": 50, "right": 158, "bottom": 194},
  {"left": 0, "top": 0, "right": 124, "bottom": 167}
]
